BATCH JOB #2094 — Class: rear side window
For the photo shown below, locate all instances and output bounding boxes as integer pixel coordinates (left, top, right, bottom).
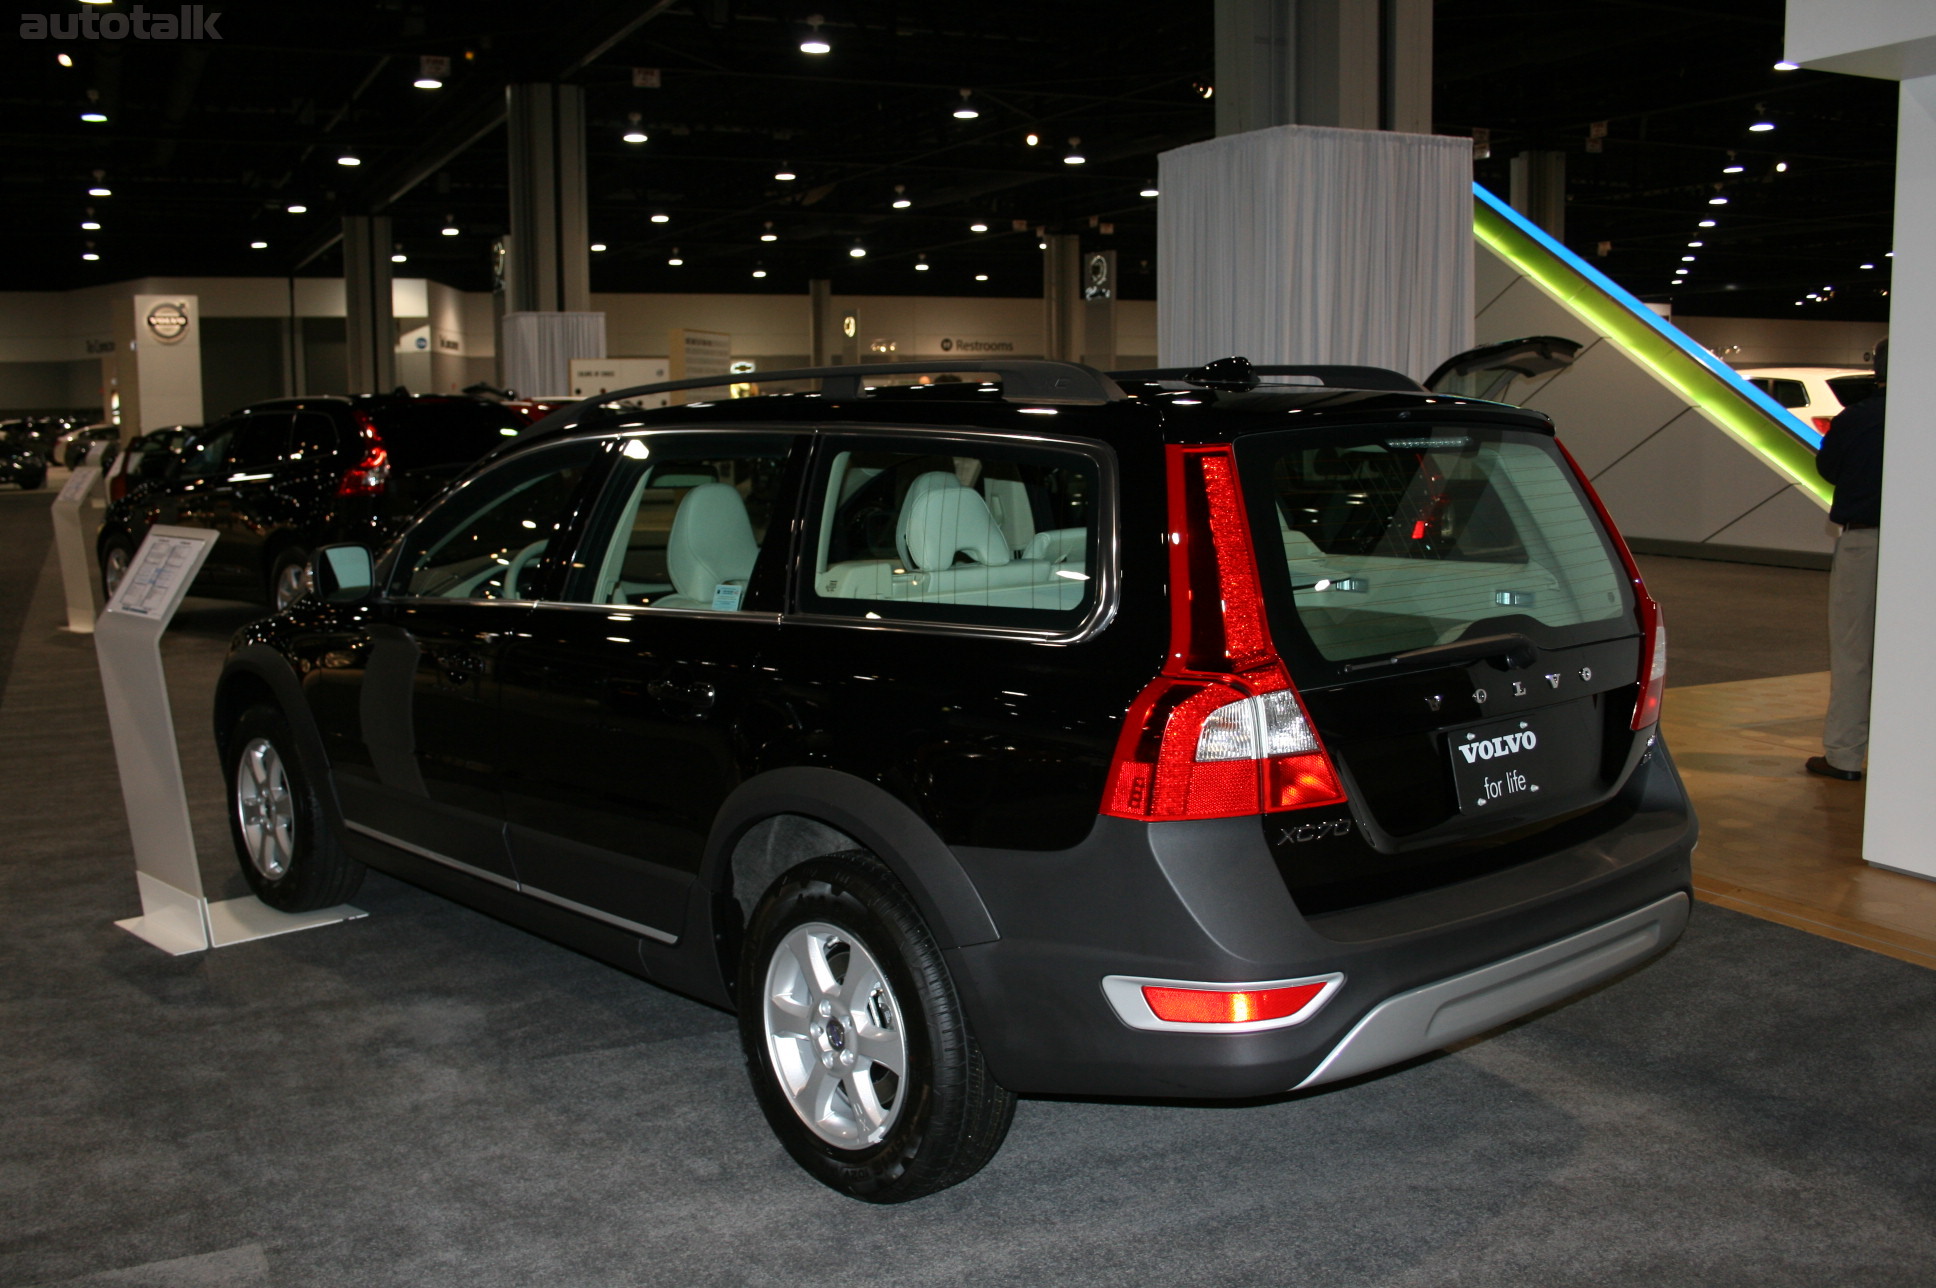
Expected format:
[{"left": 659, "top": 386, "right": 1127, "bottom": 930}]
[
  {"left": 362, "top": 400, "right": 528, "bottom": 470},
  {"left": 1242, "top": 427, "right": 1631, "bottom": 663},
  {"left": 1826, "top": 375, "right": 1878, "bottom": 409},
  {"left": 1747, "top": 377, "right": 1809, "bottom": 409},
  {"left": 801, "top": 435, "right": 1103, "bottom": 631}
]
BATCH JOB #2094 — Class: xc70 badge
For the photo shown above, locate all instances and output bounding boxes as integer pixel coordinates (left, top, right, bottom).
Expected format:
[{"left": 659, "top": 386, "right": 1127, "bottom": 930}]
[{"left": 1280, "top": 819, "right": 1352, "bottom": 844}]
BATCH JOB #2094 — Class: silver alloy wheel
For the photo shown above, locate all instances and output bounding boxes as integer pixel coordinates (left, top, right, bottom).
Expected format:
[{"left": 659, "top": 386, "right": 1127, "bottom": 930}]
[
  {"left": 103, "top": 545, "right": 130, "bottom": 596},
  {"left": 273, "top": 557, "right": 309, "bottom": 611},
  {"left": 234, "top": 736, "right": 295, "bottom": 881},
  {"left": 762, "top": 921, "right": 909, "bottom": 1148}
]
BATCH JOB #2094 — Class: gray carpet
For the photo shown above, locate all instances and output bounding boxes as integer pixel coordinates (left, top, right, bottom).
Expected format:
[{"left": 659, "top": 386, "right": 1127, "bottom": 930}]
[{"left": 2, "top": 510, "right": 1931, "bottom": 1286}]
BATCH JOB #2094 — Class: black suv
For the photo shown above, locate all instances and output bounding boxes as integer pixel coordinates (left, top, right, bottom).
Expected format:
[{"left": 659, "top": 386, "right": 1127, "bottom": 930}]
[
  {"left": 0, "top": 424, "right": 48, "bottom": 490},
  {"left": 214, "top": 359, "right": 1693, "bottom": 1202},
  {"left": 99, "top": 393, "right": 538, "bottom": 609}
]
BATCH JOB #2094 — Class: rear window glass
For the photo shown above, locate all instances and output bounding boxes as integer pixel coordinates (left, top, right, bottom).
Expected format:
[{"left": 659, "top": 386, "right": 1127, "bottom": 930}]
[
  {"left": 1747, "top": 377, "right": 1809, "bottom": 409},
  {"left": 363, "top": 400, "right": 528, "bottom": 470},
  {"left": 1242, "top": 427, "right": 1630, "bottom": 663},
  {"left": 1826, "top": 375, "right": 1878, "bottom": 409}
]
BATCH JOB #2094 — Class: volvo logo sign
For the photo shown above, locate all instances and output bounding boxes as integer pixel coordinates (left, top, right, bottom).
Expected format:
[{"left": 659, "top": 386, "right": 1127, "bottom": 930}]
[{"left": 145, "top": 302, "right": 189, "bottom": 342}]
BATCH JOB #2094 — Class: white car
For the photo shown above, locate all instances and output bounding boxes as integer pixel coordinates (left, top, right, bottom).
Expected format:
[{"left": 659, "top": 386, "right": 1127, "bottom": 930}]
[{"left": 1738, "top": 366, "right": 1878, "bottom": 436}]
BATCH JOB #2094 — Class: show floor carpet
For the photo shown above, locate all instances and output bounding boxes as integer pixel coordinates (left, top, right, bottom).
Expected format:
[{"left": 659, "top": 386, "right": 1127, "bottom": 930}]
[{"left": 3, "top": 511, "right": 1933, "bottom": 1285}]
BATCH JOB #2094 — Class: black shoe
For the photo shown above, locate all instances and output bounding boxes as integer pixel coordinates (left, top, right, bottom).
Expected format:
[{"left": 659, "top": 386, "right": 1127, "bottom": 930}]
[{"left": 1805, "top": 756, "right": 1863, "bottom": 782}]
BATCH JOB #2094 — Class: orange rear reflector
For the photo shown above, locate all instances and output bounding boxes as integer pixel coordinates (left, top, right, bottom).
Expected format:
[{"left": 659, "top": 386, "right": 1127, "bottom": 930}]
[{"left": 1141, "top": 981, "right": 1329, "bottom": 1025}]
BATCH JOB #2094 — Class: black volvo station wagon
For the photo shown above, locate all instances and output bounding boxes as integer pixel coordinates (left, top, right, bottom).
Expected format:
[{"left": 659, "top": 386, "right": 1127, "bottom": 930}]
[{"left": 214, "top": 358, "right": 1694, "bottom": 1201}]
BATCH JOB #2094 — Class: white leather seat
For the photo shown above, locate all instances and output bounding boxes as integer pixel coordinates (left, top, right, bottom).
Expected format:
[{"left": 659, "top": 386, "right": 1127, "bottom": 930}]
[
  {"left": 904, "top": 484, "right": 1012, "bottom": 572},
  {"left": 652, "top": 482, "right": 761, "bottom": 609},
  {"left": 894, "top": 471, "right": 966, "bottom": 569}
]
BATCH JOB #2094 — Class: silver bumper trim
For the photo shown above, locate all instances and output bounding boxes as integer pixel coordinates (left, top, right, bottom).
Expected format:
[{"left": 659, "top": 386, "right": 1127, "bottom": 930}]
[{"left": 1294, "top": 891, "right": 1689, "bottom": 1090}]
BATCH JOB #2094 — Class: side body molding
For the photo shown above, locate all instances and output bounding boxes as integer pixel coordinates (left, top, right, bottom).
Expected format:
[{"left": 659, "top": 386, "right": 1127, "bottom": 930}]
[{"left": 703, "top": 767, "right": 1000, "bottom": 948}]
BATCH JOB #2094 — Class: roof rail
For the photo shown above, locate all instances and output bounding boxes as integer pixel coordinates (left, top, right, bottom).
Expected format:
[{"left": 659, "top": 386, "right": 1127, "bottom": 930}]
[
  {"left": 1110, "top": 359, "right": 1425, "bottom": 393},
  {"left": 553, "top": 359, "right": 1124, "bottom": 420}
]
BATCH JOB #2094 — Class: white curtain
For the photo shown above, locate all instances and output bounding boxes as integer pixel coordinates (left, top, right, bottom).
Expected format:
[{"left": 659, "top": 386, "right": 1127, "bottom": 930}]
[
  {"left": 502, "top": 311, "right": 607, "bottom": 399},
  {"left": 1158, "top": 125, "right": 1472, "bottom": 380}
]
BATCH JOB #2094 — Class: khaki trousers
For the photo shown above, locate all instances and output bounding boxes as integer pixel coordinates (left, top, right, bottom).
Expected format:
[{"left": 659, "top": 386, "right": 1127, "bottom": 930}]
[{"left": 1824, "top": 525, "right": 1879, "bottom": 772}]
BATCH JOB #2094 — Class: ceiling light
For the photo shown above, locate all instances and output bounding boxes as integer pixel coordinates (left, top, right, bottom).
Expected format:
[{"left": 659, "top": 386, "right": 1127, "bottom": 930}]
[
  {"left": 1682, "top": 255, "right": 1696, "bottom": 262},
  {"left": 250, "top": 240, "right": 268, "bottom": 249},
  {"left": 391, "top": 248, "right": 407, "bottom": 263},
  {"left": 974, "top": 274, "right": 989, "bottom": 282},
  {"left": 590, "top": 243, "right": 607, "bottom": 252},
  {"left": 1774, "top": 60, "right": 1799, "bottom": 71},
  {"left": 1025, "top": 131, "right": 1040, "bottom": 147},
  {"left": 1708, "top": 196, "right": 1728, "bottom": 205},
  {"left": 623, "top": 111, "right": 648, "bottom": 144},
  {"left": 1748, "top": 121, "right": 1775, "bottom": 132},
  {"left": 1687, "top": 240, "right": 1704, "bottom": 247},
  {"left": 914, "top": 255, "right": 929, "bottom": 272},
  {"left": 799, "top": 14, "right": 830, "bottom": 55},
  {"left": 415, "top": 55, "right": 448, "bottom": 89},
  {"left": 82, "top": 252, "right": 100, "bottom": 262},
  {"left": 1775, "top": 161, "right": 1788, "bottom": 173},
  {"left": 650, "top": 213, "right": 669, "bottom": 224},
  {"left": 80, "top": 111, "right": 107, "bottom": 123},
  {"left": 1861, "top": 262, "right": 1876, "bottom": 270},
  {"left": 1038, "top": 241, "right": 1047, "bottom": 249},
  {"left": 1723, "top": 165, "right": 1744, "bottom": 174},
  {"left": 89, "top": 185, "right": 111, "bottom": 197},
  {"left": 1887, "top": 251, "right": 1895, "bottom": 257},
  {"left": 970, "top": 222, "right": 988, "bottom": 233},
  {"left": 286, "top": 204, "right": 307, "bottom": 214},
  {"left": 891, "top": 184, "right": 910, "bottom": 210},
  {"left": 1699, "top": 219, "right": 1717, "bottom": 228},
  {"left": 774, "top": 165, "right": 797, "bottom": 181},
  {"left": 57, "top": 53, "right": 73, "bottom": 67},
  {"left": 1140, "top": 185, "right": 1159, "bottom": 198},
  {"left": 337, "top": 147, "right": 361, "bottom": 167},
  {"left": 442, "top": 216, "right": 459, "bottom": 236},
  {"left": 752, "top": 267, "right": 768, "bottom": 278},
  {"left": 667, "top": 254, "right": 684, "bottom": 266},
  {"left": 760, "top": 221, "right": 777, "bottom": 242},
  {"left": 848, "top": 243, "right": 867, "bottom": 258},
  {"left": 953, "top": 89, "right": 980, "bottom": 120},
  {"left": 1063, "top": 137, "right": 1086, "bottom": 165},
  {"left": 81, "top": 220, "right": 100, "bottom": 230}
]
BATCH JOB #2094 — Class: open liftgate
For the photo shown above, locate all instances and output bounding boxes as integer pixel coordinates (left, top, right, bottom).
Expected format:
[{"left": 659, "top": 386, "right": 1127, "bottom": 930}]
[{"left": 1471, "top": 183, "right": 1834, "bottom": 565}]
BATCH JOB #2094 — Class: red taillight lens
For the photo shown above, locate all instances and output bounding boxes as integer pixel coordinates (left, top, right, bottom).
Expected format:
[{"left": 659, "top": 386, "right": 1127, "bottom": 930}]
[
  {"left": 1142, "top": 981, "right": 1330, "bottom": 1025},
  {"left": 1812, "top": 415, "right": 1835, "bottom": 436},
  {"left": 1551, "top": 440, "right": 1667, "bottom": 731},
  {"left": 337, "top": 413, "right": 390, "bottom": 497},
  {"left": 1102, "top": 445, "right": 1347, "bottom": 821}
]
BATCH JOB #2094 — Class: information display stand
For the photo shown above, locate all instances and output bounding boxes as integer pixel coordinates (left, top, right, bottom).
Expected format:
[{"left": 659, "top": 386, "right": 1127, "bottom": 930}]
[
  {"left": 50, "top": 449, "right": 106, "bottom": 634},
  {"left": 100, "top": 526, "right": 366, "bottom": 955}
]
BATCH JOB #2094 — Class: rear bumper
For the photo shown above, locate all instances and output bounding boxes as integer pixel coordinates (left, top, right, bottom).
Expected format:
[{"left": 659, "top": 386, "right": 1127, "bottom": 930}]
[{"left": 944, "top": 741, "right": 1695, "bottom": 1098}]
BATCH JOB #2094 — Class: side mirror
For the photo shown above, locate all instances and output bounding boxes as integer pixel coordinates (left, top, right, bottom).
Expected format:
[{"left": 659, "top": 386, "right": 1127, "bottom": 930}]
[{"left": 310, "top": 544, "right": 376, "bottom": 602}]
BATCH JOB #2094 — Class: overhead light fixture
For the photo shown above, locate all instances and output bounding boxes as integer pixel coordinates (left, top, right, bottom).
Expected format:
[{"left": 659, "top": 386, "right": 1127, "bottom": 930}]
[
  {"left": 57, "top": 52, "right": 73, "bottom": 67},
  {"left": 774, "top": 164, "right": 797, "bottom": 181},
  {"left": 970, "top": 222, "right": 988, "bottom": 233},
  {"left": 88, "top": 185, "right": 111, "bottom": 197},
  {"left": 1038, "top": 240, "right": 1047, "bottom": 249},
  {"left": 891, "top": 184, "right": 910, "bottom": 210},
  {"left": 974, "top": 274, "right": 989, "bottom": 282},
  {"left": 441, "top": 215, "right": 459, "bottom": 236},
  {"left": 752, "top": 267, "right": 769, "bottom": 278},
  {"left": 799, "top": 14, "right": 830, "bottom": 55},
  {"left": 81, "top": 219, "right": 100, "bottom": 230},
  {"left": 1699, "top": 218, "right": 1717, "bottom": 228},
  {"left": 1723, "top": 164, "right": 1744, "bottom": 174},
  {"left": 914, "top": 254, "right": 929, "bottom": 272},
  {"left": 1140, "top": 185, "right": 1159, "bottom": 198},
  {"left": 1775, "top": 160, "right": 1788, "bottom": 173},
  {"left": 623, "top": 112, "right": 648, "bottom": 144},
  {"left": 1708, "top": 196, "right": 1728, "bottom": 205},
  {"left": 1861, "top": 262, "right": 1876, "bottom": 270},
  {"left": 848, "top": 242, "right": 867, "bottom": 258},
  {"left": 1063, "top": 137, "right": 1086, "bottom": 165},
  {"left": 953, "top": 90, "right": 980, "bottom": 121},
  {"left": 1688, "top": 240, "right": 1704, "bottom": 247},
  {"left": 80, "top": 111, "right": 107, "bottom": 124},
  {"left": 1025, "top": 131, "right": 1040, "bottom": 147},
  {"left": 1749, "top": 120, "right": 1775, "bottom": 133},
  {"left": 337, "top": 146, "right": 361, "bottom": 167},
  {"left": 650, "top": 212, "right": 669, "bottom": 224},
  {"left": 1774, "top": 60, "right": 1799, "bottom": 71},
  {"left": 251, "top": 240, "right": 270, "bottom": 250},
  {"left": 287, "top": 204, "right": 307, "bottom": 214},
  {"left": 667, "top": 250, "right": 684, "bottom": 266},
  {"left": 415, "top": 55, "right": 449, "bottom": 89},
  {"left": 590, "top": 242, "right": 608, "bottom": 252},
  {"left": 82, "top": 251, "right": 100, "bottom": 262},
  {"left": 391, "top": 245, "right": 407, "bottom": 263},
  {"left": 1681, "top": 255, "right": 1696, "bottom": 262},
  {"left": 760, "top": 221, "right": 777, "bottom": 242}
]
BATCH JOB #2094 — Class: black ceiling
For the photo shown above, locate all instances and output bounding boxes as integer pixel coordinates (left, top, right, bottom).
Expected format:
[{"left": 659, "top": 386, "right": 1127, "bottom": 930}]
[{"left": 3, "top": 0, "right": 1897, "bottom": 320}]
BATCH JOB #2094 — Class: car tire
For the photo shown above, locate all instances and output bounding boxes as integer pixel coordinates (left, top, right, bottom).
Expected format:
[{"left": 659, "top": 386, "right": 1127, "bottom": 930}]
[
  {"left": 99, "top": 534, "right": 135, "bottom": 601},
  {"left": 269, "top": 547, "right": 310, "bottom": 611},
  {"left": 738, "top": 851, "right": 1016, "bottom": 1203},
  {"left": 19, "top": 468, "right": 45, "bottom": 490},
  {"left": 225, "top": 704, "right": 363, "bottom": 912}
]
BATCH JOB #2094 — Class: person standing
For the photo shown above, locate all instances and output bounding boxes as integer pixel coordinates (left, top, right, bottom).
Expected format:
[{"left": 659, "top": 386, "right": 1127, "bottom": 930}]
[{"left": 1807, "top": 338, "right": 1887, "bottom": 781}]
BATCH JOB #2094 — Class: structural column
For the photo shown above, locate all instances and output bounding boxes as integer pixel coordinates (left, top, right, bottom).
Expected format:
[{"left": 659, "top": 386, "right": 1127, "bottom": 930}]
[
  {"left": 342, "top": 215, "right": 394, "bottom": 395},
  {"left": 506, "top": 83, "right": 590, "bottom": 315},
  {"left": 1213, "top": 0, "right": 1431, "bottom": 136},
  {"left": 1043, "top": 235, "right": 1081, "bottom": 362}
]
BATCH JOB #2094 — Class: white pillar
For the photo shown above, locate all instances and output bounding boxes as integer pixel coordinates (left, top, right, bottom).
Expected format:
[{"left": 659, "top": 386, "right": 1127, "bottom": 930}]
[{"left": 1786, "top": 2, "right": 1936, "bottom": 881}]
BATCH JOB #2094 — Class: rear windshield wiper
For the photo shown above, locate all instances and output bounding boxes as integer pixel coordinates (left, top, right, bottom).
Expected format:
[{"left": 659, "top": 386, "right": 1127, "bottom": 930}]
[{"left": 1341, "top": 632, "right": 1536, "bottom": 675}]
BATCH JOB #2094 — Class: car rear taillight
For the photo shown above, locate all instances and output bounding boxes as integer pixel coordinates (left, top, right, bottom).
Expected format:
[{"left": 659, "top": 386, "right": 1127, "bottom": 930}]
[
  {"left": 337, "top": 412, "right": 390, "bottom": 497},
  {"left": 1102, "top": 445, "right": 1347, "bottom": 821},
  {"left": 1812, "top": 415, "right": 1835, "bottom": 436},
  {"left": 1553, "top": 440, "right": 1666, "bottom": 730},
  {"left": 1142, "top": 981, "right": 1330, "bottom": 1025}
]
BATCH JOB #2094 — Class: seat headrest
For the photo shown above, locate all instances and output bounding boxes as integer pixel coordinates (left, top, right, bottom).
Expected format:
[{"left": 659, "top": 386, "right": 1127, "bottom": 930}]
[
  {"left": 895, "top": 471, "right": 964, "bottom": 569},
  {"left": 905, "top": 485, "right": 1012, "bottom": 571},
  {"left": 667, "top": 482, "right": 761, "bottom": 600}
]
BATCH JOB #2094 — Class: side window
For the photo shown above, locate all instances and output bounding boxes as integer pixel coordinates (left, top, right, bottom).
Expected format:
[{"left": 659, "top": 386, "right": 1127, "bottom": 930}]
[
  {"left": 229, "top": 414, "right": 293, "bottom": 470},
  {"left": 178, "top": 423, "right": 237, "bottom": 477},
  {"left": 292, "top": 411, "right": 342, "bottom": 456},
  {"left": 392, "top": 441, "right": 600, "bottom": 601},
  {"left": 1748, "top": 377, "right": 1808, "bottom": 409},
  {"left": 802, "top": 437, "right": 1103, "bottom": 630},
  {"left": 570, "top": 433, "right": 796, "bottom": 610}
]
